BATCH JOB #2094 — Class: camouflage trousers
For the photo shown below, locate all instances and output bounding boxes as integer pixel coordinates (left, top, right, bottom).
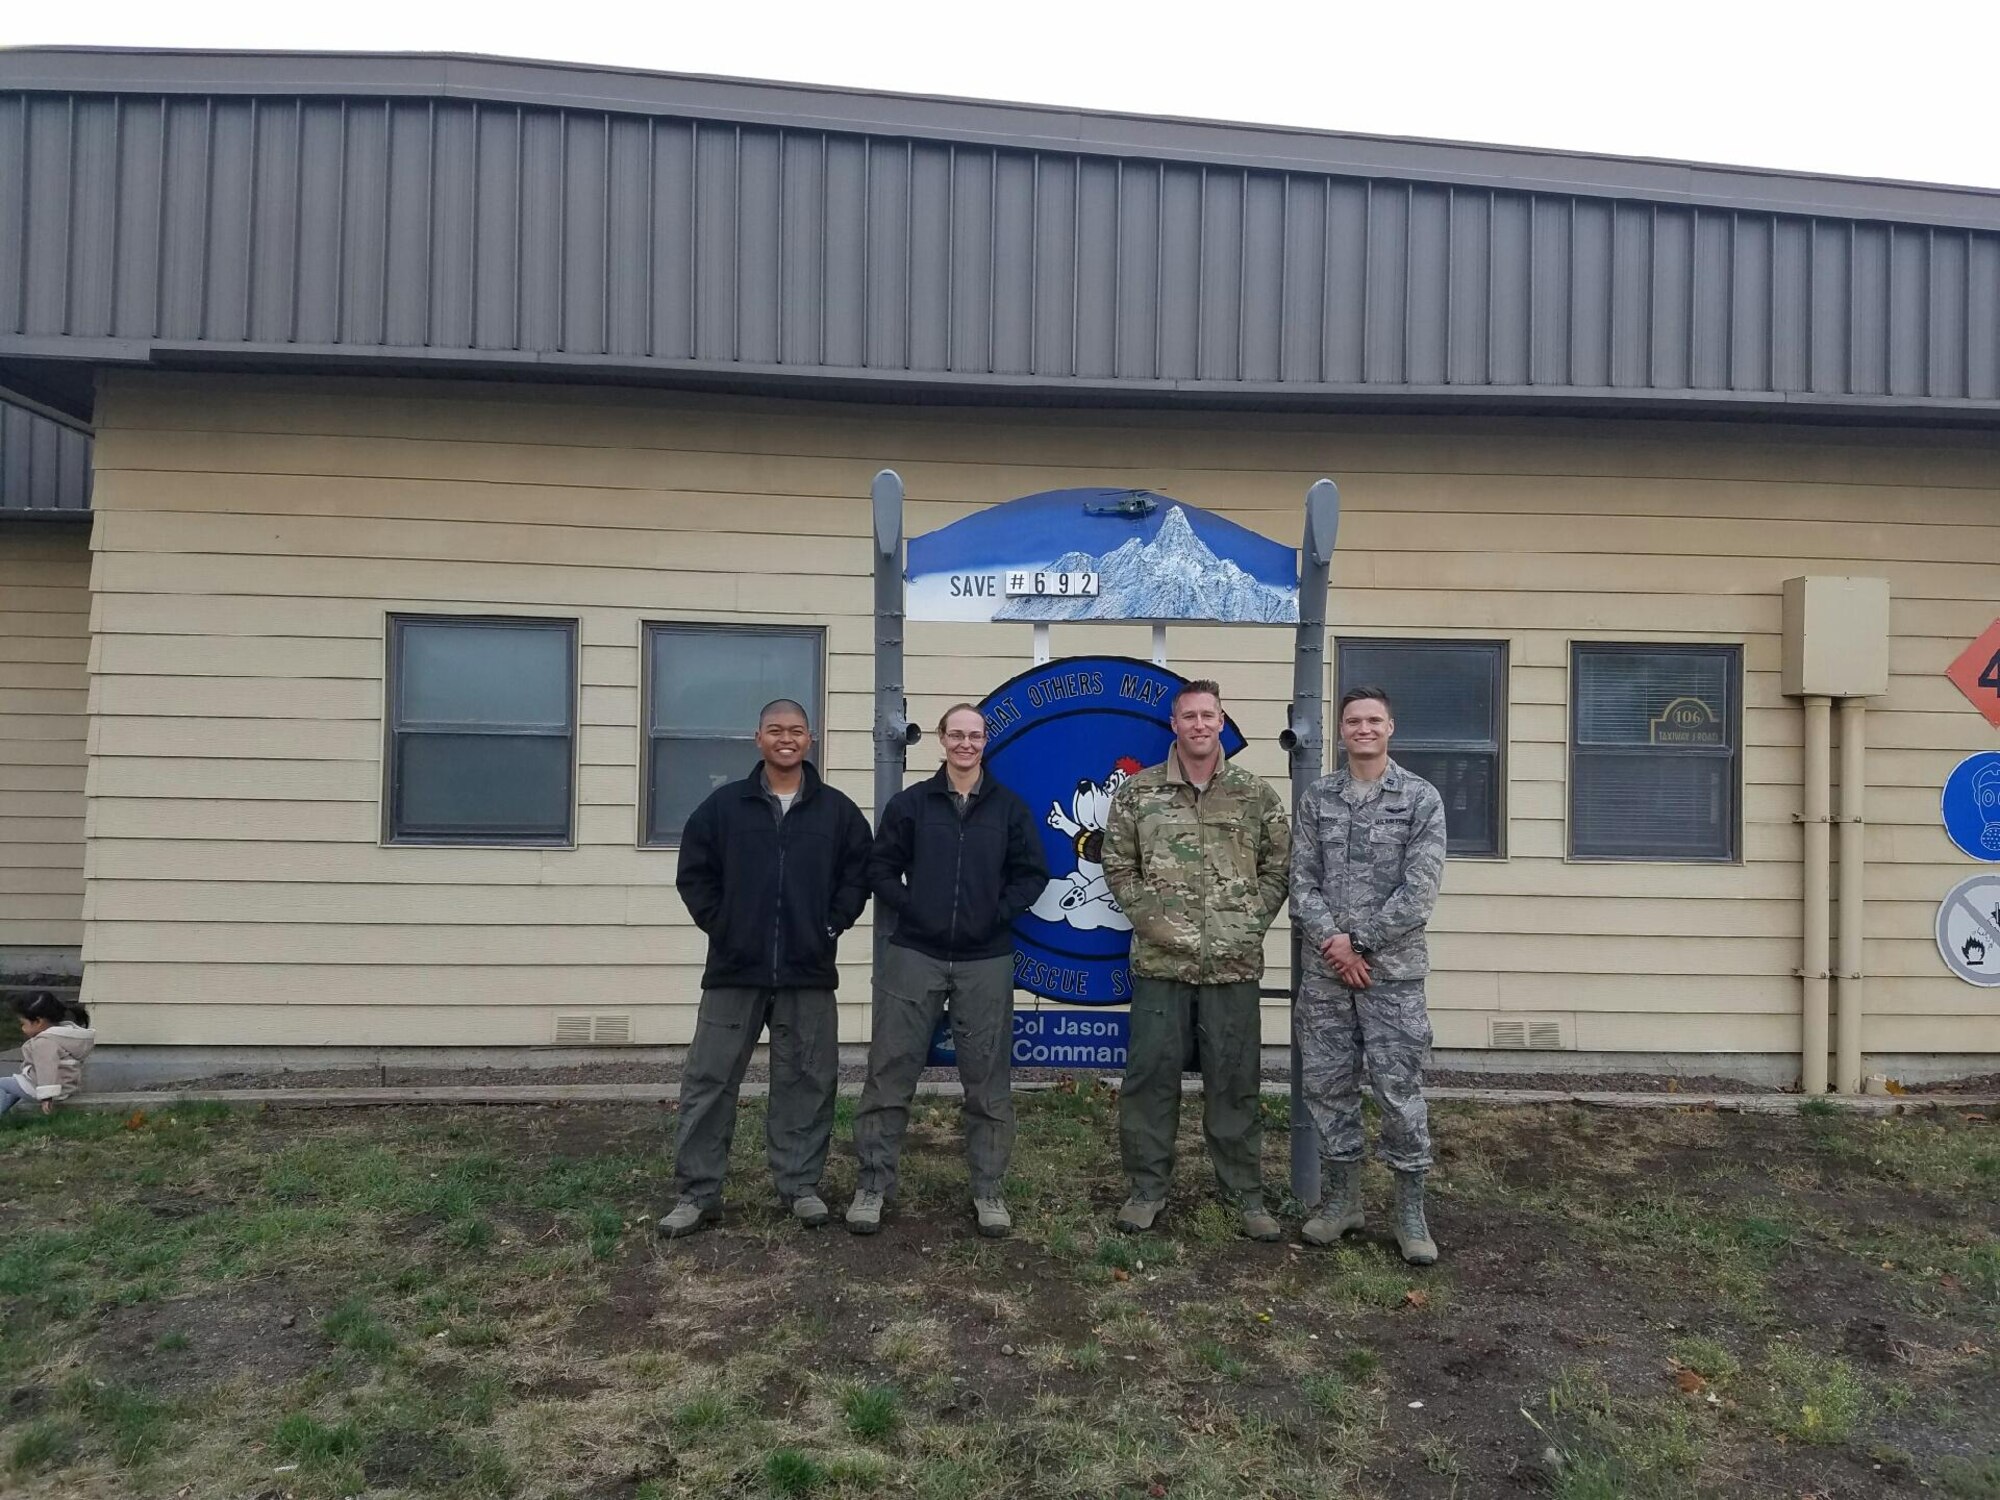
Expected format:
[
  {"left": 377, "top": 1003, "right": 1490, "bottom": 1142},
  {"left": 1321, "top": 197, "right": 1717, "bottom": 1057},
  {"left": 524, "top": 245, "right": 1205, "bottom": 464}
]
[{"left": 1297, "top": 976, "right": 1432, "bottom": 1173}]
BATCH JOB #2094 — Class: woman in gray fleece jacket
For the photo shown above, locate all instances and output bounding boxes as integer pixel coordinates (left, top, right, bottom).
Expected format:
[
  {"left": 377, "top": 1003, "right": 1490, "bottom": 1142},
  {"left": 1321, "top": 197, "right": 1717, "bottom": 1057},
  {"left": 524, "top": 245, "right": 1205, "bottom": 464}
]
[{"left": 2, "top": 991, "right": 95, "bottom": 1117}]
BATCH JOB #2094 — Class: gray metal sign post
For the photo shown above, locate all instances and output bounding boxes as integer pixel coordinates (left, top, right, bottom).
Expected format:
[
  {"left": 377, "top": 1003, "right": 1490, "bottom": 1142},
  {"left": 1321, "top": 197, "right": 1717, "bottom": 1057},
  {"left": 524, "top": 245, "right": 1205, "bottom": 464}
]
[
  {"left": 1283, "top": 480, "right": 1340, "bottom": 1209},
  {"left": 871, "top": 469, "right": 919, "bottom": 976}
]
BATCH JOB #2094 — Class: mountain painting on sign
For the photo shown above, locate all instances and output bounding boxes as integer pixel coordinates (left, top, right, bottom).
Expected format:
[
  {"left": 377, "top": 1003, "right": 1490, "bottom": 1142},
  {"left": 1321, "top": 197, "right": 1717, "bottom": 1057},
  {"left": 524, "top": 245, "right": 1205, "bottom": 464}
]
[{"left": 905, "top": 488, "right": 1299, "bottom": 624}]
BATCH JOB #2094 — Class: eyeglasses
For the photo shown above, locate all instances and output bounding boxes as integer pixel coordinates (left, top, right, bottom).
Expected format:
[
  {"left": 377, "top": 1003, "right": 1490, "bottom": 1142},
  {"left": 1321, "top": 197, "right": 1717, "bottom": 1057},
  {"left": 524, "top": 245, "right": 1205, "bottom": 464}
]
[{"left": 942, "top": 731, "right": 986, "bottom": 744}]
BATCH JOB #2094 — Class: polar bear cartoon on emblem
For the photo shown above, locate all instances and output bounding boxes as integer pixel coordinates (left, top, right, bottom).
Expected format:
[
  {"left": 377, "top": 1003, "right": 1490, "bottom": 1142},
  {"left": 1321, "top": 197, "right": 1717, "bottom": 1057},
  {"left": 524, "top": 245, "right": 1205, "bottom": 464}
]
[{"left": 1029, "top": 757, "right": 1142, "bottom": 931}]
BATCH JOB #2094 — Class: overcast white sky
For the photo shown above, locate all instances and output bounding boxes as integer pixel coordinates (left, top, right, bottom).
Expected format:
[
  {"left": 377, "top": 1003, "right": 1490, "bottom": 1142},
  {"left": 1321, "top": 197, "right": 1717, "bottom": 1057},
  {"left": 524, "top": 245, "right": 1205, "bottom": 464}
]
[{"left": 11, "top": 1, "right": 2000, "bottom": 190}]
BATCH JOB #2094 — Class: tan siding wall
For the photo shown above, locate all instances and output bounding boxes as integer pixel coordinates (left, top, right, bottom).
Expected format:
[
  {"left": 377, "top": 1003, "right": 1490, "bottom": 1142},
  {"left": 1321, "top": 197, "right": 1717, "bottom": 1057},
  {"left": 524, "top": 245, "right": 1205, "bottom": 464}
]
[
  {"left": 81, "top": 372, "right": 2000, "bottom": 1058},
  {"left": 1, "top": 526, "right": 90, "bottom": 953}
]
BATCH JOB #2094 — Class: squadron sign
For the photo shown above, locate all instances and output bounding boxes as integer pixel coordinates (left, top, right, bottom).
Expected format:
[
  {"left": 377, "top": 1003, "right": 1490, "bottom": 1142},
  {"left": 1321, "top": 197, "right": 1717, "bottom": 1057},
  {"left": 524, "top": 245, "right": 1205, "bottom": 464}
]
[
  {"left": 904, "top": 486, "right": 1291, "bottom": 1074},
  {"left": 980, "top": 655, "right": 1247, "bottom": 1007}
]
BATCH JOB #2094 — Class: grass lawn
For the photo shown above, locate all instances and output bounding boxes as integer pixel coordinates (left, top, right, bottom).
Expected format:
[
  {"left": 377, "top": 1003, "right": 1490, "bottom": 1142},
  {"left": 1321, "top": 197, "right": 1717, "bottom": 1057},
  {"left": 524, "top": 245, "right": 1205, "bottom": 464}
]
[{"left": 0, "top": 1085, "right": 1995, "bottom": 1498}]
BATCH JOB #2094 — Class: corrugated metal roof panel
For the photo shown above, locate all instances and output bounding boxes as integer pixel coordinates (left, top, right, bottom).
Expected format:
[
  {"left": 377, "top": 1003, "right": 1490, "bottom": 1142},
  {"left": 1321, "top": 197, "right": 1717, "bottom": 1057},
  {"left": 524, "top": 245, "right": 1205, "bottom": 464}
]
[
  {"left": 0, "top": 401, "right": 90, "bottom": 514},
  {"left": 2, "top": 51, "right": 1998, "bottom": 422}
]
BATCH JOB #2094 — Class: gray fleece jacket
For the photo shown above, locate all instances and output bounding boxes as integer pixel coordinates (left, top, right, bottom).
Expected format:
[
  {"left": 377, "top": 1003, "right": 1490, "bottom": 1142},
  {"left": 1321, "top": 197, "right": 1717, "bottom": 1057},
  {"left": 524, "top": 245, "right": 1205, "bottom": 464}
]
[{"left": 16, "top": 1022, "right": 95, "bottom": 1101}]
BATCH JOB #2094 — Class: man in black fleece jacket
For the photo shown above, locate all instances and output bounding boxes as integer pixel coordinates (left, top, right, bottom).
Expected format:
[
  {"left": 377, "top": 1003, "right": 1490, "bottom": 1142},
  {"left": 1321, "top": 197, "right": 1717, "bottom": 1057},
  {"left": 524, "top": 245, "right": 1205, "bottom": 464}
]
[
  {"left": 847, "top": 704, "right": 1048, "bottom": 1238},
  {"left": 660, "top": 699, "right": 871, "bottom": 1239}
]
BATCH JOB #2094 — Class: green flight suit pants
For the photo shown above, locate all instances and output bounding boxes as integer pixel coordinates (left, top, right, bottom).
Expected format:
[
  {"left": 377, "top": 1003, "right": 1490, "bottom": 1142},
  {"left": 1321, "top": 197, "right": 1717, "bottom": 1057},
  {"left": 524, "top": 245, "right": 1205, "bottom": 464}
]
[{"left": 1118, "top": 976, "right": 1265, "bottom": 1205}]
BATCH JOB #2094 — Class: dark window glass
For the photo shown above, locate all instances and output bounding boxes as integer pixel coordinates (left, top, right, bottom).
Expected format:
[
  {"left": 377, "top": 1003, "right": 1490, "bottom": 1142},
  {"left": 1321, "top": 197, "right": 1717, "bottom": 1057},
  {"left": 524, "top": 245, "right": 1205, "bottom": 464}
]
[
  {"left": 644, "top": 625, "right": 823, "bottom": 844},
  {"left": 1337, "top": 640, "right": 1506, "bottom": 856},
  {"left": 386, "top": 617, "right": 576, "bottom": 844},
  {"left": 1570, "top": 643, "right": 1740, "bottom": 861}
]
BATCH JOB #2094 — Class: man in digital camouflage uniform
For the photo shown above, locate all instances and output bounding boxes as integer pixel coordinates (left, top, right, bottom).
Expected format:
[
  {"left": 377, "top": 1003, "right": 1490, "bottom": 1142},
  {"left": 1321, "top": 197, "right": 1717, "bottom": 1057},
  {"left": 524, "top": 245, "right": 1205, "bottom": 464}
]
[
  {"left": 1289, "top": 686, "right": 1448, "bottom": 1264},
  {"left": 1102, "top": 679, "right": 1291, "bottom": 1241}
]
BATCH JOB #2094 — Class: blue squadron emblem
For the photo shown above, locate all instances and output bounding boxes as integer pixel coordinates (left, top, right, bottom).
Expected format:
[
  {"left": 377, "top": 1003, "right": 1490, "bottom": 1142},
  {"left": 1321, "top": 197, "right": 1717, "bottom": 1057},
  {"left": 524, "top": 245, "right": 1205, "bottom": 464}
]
[{"left": 979, "top": 656, "right": 1246, "bottom": 1005}]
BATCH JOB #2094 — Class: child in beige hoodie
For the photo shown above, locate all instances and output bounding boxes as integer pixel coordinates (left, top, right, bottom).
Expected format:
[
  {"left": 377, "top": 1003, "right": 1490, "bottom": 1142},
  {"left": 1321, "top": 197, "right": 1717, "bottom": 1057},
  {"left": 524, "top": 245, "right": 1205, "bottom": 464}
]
[{"left": 2, "top": 991, "right": 95, "bottom": 1117}]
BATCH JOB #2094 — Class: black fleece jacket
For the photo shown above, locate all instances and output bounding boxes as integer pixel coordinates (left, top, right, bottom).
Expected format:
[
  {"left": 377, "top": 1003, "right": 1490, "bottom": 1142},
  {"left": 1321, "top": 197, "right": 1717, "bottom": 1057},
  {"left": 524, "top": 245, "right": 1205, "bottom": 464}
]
[
  {"left": 868, "top": 766, "right": 1049, "bottom": 962},
  {"left": 675, "top": 761, "right": 872, "bottom": 990}
]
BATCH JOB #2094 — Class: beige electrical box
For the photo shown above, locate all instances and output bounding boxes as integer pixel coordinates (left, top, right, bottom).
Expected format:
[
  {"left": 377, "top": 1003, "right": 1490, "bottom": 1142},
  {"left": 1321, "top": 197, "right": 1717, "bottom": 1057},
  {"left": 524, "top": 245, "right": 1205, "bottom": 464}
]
[{"left": 1781, "top": 576, "right": 1890, "bottom": 697}]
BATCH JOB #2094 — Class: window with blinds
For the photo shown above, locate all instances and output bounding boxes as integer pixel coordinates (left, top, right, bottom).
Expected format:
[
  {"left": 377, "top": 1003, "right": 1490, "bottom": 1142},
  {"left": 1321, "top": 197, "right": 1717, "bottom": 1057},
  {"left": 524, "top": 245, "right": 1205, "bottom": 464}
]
[
  {"left": 384, "top": 616, "right": 578, "bottom": 845},
  {"left": 1569, "top": 643, "right": 1740, "bottom": 861},
  {"left": 642, "top": 624, "right": 825, "bottom": 844},
  {"left": 1336, "top": 639, "right": 1507, "bottom": 856}
]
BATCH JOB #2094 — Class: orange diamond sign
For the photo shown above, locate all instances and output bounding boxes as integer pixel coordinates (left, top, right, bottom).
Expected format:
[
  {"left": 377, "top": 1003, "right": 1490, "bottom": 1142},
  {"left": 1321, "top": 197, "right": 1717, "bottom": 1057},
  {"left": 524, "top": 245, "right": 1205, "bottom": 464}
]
[{"left": 1947, "top": 620, "right": 2000, "bottom": 729}]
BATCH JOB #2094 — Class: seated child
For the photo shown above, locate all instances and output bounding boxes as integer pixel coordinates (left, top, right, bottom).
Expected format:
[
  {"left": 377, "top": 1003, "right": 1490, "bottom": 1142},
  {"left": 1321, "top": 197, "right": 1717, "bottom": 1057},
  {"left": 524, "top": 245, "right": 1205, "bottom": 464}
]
[{"left": 2, "top": 991, "right": 95, "bottom": 1117}]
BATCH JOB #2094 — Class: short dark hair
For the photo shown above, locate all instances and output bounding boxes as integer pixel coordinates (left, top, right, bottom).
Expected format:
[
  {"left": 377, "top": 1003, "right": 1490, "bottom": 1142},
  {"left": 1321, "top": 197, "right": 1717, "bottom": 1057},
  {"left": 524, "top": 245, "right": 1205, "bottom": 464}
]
[
  {"left": 1339, "top": 686, "right": 1394, "bottom": 716},
  {"left": 1171, "top": 678, "right": 1223, "bottom": 712},
  {"left": 758, "top": 698, "right": 811, "bottom": 728}
]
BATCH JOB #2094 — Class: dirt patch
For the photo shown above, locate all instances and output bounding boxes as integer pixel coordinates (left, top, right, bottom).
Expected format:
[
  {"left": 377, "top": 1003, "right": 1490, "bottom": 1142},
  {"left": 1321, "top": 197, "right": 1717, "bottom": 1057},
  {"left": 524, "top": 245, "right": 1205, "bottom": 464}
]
[
  {"left": 88, "top": 1281, "right": 322, "bottom": 1392},
  {"left": 511, "top": 1373, "right": 605, "bottom": 1402},
  {"left": 6, "top": 1383, "right": 50, "bottom": 1419},
  {"left": 569, "top": 1255, "right": 675, "bottom": 1355},
  {"left": 364, "top": 1428, "right": 471, "bottom": 1490},
  {"left": 1931, "top": 1072, "right": 2000, "bottom": 1094}
]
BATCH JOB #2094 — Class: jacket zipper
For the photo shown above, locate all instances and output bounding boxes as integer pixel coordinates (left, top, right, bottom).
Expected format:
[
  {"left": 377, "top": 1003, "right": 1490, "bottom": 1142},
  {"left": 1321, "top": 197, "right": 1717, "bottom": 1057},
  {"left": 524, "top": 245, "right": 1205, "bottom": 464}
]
[
  {"left": 948, "top": 814, "right": 967, "bottom": 956},
  {"left": 1192, "top": 778, "right": 1209, "bottom": 974},
  {"left": 770, "top": 798, "right": 788, "bottom": 986}
]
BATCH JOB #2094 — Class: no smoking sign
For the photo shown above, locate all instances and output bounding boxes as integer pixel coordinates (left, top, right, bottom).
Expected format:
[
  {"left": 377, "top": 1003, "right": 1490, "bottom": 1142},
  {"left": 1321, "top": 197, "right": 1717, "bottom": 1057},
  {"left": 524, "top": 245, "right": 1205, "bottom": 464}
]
[
  {"left": 1938, "top": 873, "right": 2000, "bottom": 987},
  {"left": 1946, "top": 619, "right": 2000, "bottom": 729}
]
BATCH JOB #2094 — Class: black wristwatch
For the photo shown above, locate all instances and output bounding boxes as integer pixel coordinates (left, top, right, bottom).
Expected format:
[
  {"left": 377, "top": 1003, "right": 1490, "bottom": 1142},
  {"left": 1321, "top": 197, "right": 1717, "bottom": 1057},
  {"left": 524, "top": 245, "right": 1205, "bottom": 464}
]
[{"left": 1350, "top": 936, "right": 1373, "bottom": 958}]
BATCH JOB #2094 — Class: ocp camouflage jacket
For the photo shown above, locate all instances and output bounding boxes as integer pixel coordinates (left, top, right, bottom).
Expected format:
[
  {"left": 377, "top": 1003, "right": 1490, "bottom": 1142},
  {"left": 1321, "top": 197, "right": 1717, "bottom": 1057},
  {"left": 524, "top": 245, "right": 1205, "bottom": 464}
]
[
  {"left": 1102, "top": 751, "right": 1291, "bottom": 984},
  {"left": 1290, "top": 760, "right": 1448, "bottom": 983}
]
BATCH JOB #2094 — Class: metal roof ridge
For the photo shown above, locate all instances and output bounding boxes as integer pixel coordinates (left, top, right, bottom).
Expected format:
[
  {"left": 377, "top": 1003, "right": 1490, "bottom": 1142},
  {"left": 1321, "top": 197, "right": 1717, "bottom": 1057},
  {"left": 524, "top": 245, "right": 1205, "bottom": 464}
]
[{"left": 3, "top": 44, "right": 1998, "bottom": 229}]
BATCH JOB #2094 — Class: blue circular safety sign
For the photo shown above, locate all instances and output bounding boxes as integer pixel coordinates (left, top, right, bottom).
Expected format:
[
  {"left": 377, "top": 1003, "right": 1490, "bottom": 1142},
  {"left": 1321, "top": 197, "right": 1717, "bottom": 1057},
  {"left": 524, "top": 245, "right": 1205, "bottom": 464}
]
[
  {"left": 1941, "top": 752, "right": 2000, "bottom": 863},
  {"left": 978, "top": 656, "right": 1246, "bottom": 1005}
]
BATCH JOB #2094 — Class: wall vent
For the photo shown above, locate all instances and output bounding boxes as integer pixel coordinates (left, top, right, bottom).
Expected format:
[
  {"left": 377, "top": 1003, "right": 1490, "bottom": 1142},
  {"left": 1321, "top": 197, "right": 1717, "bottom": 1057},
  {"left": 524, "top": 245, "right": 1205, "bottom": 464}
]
[
  {"left": 1488, "top": 1017, "right": 1572, "bottom": 1051},
  {"left": 554, "top": 1013, "right": 634, "bottom": 1045}
]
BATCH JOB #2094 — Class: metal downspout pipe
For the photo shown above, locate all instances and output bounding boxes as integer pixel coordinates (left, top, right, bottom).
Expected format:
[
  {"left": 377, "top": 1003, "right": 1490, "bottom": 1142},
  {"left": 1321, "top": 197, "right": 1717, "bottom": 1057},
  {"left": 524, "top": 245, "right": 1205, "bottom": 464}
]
[
  {"left": 1835, "top": 699, "right": 1867, "bottom": 1094},
  {"left": 1800, "top": 696, "right": 1832, "bottom": 1096}
]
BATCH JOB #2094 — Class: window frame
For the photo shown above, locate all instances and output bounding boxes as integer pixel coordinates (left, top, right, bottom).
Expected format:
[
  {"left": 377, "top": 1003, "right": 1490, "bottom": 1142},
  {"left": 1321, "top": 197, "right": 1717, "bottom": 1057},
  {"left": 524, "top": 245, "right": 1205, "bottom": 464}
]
[
  {"left": 640, "top": 621, "right": 827, "bottom": 848},
  {"left": 1335, "top": 636, "right": 1509, "bottom": 859},
  {"left": 382, "top": 613, "right": 580, "bottom": 848},
  {"left": 1566, "top": 640, "right": 1743, "bottom": 864}
]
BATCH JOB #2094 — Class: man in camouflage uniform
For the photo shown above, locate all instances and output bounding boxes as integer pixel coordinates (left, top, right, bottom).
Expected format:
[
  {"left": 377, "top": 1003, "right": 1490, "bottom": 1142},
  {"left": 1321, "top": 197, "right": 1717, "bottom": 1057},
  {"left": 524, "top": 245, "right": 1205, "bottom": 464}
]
[
  {"left": 1102, "top": 679, "right": 1291, "bottom": 1240},
  {"left": 1289, "top": 686, "right": 1448, "bottom": 1264}
]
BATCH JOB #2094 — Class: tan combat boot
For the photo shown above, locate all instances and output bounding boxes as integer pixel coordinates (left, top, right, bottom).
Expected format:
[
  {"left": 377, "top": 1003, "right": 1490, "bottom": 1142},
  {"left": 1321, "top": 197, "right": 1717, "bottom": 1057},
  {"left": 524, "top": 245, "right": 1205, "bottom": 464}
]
[
  {"left": 1240, "top": 1199, "right": 1282, "bottom": 1242},
  {"left": 1393, "top": 1170, "right": 1439, "bottom": 1265},
  {"left": 1302, "top": 1160, "right": 1365, "bottom": 1247},
  {"left": 1115, "top": 1197, "right": 1165, "bottom": 1233}
]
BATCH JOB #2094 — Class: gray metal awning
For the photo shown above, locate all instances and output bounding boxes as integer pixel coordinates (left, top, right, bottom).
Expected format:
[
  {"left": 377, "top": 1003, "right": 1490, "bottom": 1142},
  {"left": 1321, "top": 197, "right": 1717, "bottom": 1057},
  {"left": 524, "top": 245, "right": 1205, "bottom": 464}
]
[{"left": 3, "top": 46, "right": 1998, "bottom": 430}]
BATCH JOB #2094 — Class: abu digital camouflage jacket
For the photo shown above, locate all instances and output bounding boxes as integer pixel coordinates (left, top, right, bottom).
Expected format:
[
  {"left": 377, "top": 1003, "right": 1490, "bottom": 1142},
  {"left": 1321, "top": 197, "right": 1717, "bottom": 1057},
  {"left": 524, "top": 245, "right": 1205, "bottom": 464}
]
[
  {"left": 1102, "top": 750, "right": 1291, "bottom": 984},
  {"left": 1289, "top": 760, "right": 1448, "bottom": 983}
]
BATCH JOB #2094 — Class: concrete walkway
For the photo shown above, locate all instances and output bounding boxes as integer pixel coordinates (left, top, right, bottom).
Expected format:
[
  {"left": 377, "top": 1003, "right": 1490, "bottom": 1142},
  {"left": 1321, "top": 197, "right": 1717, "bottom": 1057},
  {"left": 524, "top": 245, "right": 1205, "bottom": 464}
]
[{"left": 71, "top": 1080, "right": 1999, "bottom": 1116}]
